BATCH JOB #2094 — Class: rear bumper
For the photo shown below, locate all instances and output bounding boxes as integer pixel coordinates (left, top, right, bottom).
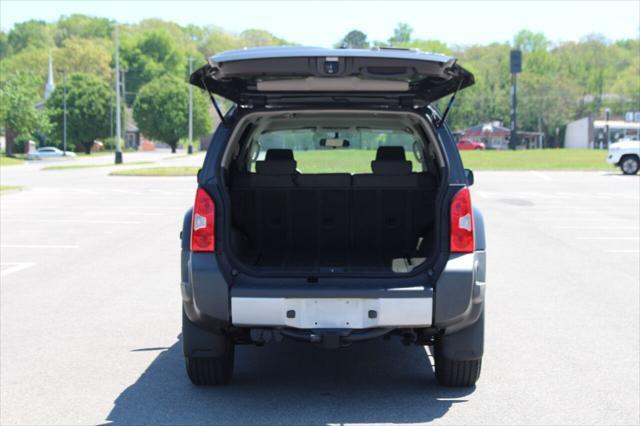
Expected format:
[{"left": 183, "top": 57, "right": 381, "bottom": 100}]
[
  {"left": 182, "top": 250, "right": 485, "bottom": 334},
  {"left": 231, "top": 295, "right": 432, "bottom": 329}
]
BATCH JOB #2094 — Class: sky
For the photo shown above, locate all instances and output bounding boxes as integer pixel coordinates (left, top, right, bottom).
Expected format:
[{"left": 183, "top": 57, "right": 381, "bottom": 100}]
[{"left": 1, "top": 0, "right": 639, "bottom": 47}]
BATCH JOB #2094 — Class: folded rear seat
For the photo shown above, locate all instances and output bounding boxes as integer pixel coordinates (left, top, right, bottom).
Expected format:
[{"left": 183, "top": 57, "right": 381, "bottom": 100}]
[
  {"left": 294, "top": 174, "right": 352, "bottom": 264},
  {"left": 352, "top": 147, "right": 437, "bottom": 261},
  {"left": 230, "top": 146, "right": 437, "bottom": 271}
]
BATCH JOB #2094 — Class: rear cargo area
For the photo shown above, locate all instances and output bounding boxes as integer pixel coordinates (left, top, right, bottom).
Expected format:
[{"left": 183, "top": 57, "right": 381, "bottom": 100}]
[{"left": 228, "top": 146, "right": 439, "bottom": 274}]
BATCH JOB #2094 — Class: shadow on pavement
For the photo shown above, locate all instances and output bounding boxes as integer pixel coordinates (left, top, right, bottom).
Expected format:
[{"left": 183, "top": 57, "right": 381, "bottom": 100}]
[{"left": 104, "top": 335, "right": 474, "bottom": 425}]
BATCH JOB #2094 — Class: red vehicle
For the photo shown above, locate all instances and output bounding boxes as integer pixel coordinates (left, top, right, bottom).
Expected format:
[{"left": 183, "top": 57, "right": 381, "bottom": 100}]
[{"left": 457, "top": 139, "right": 486, "bottom": 150}]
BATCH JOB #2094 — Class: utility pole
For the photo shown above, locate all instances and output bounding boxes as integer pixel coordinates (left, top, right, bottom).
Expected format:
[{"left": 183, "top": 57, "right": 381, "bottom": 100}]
[
  {"left": 110, "top": 95, "right": 113, "bottom": 138},
  {"left": 114, "top": 24, "right": 123, "bottom": 164},
  {"left": 509, "top": 50, "right": 522, "bottom": 150},
  {"left": 603, "top": 108, "right": 611, "bottom": 149},
  {"left": 188, "top": 57, "right": 194, "bottom": 154},
  {"left": 62, "top": 70, "right": 67, "bottom": 156},
  {"left": 121, "top": 69, "right": 127, "bottom": 149}
]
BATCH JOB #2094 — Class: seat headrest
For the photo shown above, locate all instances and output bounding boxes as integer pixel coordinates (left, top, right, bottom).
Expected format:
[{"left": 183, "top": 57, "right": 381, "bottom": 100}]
[
  {"left": 255, "top": 160, "right": 297, "bottom": 175},
  {"left": 372, "top": 146, "right": 411, "bottom": 175},
  {"left": 375, "top": 146, "right": 406, "bottom": 161},
  {"left": 371, "top": 160, "right": 412, "bottom": 175},
  {"left": 265, "top": 149, "right": 294, "bottom": 161}
]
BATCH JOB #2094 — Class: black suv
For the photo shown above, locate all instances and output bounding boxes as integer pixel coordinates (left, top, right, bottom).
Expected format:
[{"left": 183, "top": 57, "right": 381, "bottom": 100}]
[{"left": 180, "top": 47, "right": 486, "bottom": 387}]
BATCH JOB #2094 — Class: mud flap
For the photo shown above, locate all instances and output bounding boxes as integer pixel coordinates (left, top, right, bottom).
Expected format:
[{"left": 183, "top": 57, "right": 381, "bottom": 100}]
[
  {"left": 439, "top": 308, "right": 484, "bottom": 361},
  {"left": 182, "top": 309, "right": 229, "bottom": 358}
]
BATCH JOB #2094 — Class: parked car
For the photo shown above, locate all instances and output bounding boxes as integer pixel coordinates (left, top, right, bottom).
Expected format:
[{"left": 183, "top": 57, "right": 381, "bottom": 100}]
[
  {"left": 180, "top": 47, "right": 486, "bottom": 387},
  {"left": 26, "top": 147, "right": 77, "bottom": 160},
  {"left": 456, "top": 139, "right": 486, "bottom": 150},
  {"left": 607, "top": 138, "right": 640, "bottom": 174}
]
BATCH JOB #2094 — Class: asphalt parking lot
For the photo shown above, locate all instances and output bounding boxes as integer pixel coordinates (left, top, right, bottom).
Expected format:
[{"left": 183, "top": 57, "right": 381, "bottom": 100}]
[{"left": 1, "top": 155, "right": 638, "bottom": 425}]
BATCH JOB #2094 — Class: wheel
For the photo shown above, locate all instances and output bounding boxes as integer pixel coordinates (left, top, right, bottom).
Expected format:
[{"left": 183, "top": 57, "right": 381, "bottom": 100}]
[
  {"left": 620, "top": 155, "right": 640, "bottom": 175},
  {"left": 474, "top": 147, "right": 483, "bottom": 150},
  {"left": 433, "top": 310, "right": 484, "bottom": 387},
  {"left": 433, "top": 346, "right": 482, "bottom": 387},
  {"left": 182, "top": 310, "right": 235, "bottom": 386},
  {"left": 185, "top": 344, "right": 234, "bottom": 386}
]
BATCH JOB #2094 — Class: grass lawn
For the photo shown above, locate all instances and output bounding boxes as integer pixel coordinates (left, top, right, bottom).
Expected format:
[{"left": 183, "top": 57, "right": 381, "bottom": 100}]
[
  {"left": 107, "top": 149, "right": 613, "bottom": 175},
  {"left": 296, "top": 149, "right": 612, "bottom": 172},
  {"left": 162, "top": 153, "right": 205, "bottom": 160},
  {"left": 0, "top": 185, "right": 23, "bottom": 192},
  {"left": 459, "top": 149, "right": 611, "bottom": 171},
  {"left": 0, "top": 156, "right": 24, "bottom": 166},
  {"left": 110, "top": 167, "right": 199, "bottom": 176},
  {"left": 295, "top": 150, "right": 421, "bottom": 173},
  {"left": 42, "top": 161, "right": 154, "bottom": 171}
]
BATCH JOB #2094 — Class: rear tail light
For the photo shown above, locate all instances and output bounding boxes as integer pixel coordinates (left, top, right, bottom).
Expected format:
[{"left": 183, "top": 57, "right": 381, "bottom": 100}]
[
  {"left": 450, "top": 187, "right": 474, "bottom": 253},
  {"left": 191, "top": 188, "right": 215, "bottom": 252}
]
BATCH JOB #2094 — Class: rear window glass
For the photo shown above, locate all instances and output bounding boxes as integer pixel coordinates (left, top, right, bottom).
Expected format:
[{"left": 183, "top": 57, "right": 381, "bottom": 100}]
[{"left": 252, "top": 129, "right": 422, "bottom": 173}]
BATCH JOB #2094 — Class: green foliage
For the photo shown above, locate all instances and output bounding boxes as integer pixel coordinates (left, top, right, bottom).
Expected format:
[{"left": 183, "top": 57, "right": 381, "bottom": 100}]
[
  {"left": 337, "top": 30, "right": 369, "bottom": 49},
  {"left": 0, "top": 72, "right": 50, "bottom": 153},
  {"left": 389, "top": 23, "right": 413, "bottom": 46},
  {"left": 397, "top": 39, "right": 452, "bottom": 55},
  {"left": 45, "top": 73, "right": 113, "bottom": 153},
  {"left": 55, "top": 15, "right": 113, "bottom": 45},
  {"left": 7, "top": 20, "right": 54, "bottom": 54},
  {"left": 239, "top": 29, "right": 288, "bottom": 47},
  {"left": 120, "top": 29, "right": 187, "bottom": 102},
  {"left": 2, "top": 15, "right": 638, "bottom": 147},
  {"left": 513, "top": 30, "right": 551, "bottom": 53},
  {"left": 0, "top": 31, "right": 10, "bottom": 59},
  {"left": 133, "top": 75, "right": 212, "bottom": 152},
  {"left": 55, "top": 37, "right": 113, "bottom": 82}
]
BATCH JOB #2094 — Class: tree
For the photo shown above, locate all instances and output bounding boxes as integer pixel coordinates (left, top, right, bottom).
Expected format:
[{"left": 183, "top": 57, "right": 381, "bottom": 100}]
[
  {"left": 0, "top": 73, "right": 50, "bottom": 155},
  {"left": 45, "top": 73, "right": 112, "bottom": 154},
  {"left": 0, "top": 31, "right": 10, "bottom": 59},
  {"left": 197, "top": 26, "right": 244, "bottom": 56},
  {"left": 54, "top": 37, "right": 113, "bottom": 82},
  {"left": 389, "top": 23, "right": 413, "bottom": 45},
  {"left": 7, "top": 20, "right": 54, "bottom": 54},
  {"left": 240, "top": 29, "right": 288, "bottom": 47},
  {"left": 133, "top": 75, "right": 212, "bottom": 153},
  {"left": 0, "top": 47, "right": 49, "bottom": 86},
  {"left": 397, "top": 39, "right": 451, "bottom": 55},
  {"left": 54, "top": 14, "right": 113, "bottom": 46},
  {"left": 120, "top": 29, "right": 188, "bottom": 103},
  {"left": 337, "top": 30, "right": 369, "bottom": 49},
  {"left": 513, "top": 30, "right": 551, "bottom": 53}
]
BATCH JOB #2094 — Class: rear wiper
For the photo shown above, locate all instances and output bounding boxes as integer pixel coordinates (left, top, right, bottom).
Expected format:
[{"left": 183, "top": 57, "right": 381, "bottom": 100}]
[
  {"left": 200, "top": 74, "right": 226, "bottom": 125},
  {"left": 435, "top": 78, "right": 464, "bottom": 129}
]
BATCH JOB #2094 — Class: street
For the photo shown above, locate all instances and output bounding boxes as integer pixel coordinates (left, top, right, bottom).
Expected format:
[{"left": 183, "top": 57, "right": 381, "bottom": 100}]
[{"left": 1, "top": 155, "right": 639, "bottom": 425}]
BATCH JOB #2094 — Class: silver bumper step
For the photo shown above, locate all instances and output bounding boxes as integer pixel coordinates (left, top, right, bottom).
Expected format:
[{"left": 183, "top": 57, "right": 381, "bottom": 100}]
[{"left": 231, "top": 297, "right": 432, "bottom": 329}]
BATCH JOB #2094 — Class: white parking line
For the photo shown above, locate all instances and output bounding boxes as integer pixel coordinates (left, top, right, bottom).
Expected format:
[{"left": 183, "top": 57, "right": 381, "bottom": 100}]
[
  {"left": 576, "top": 237, "right": 639, "bottom": 240},
  {"left": 536, "top": 218, "right": 631, "bottom": 222},
  {"left": 530, "top": 171, "right": 552, "bottom": 181},
  {"left": 0, "top": 262, "right": 36, "bottom": 278},
  {"left": 559, "top": 226, "right": 639, "bottom": 230},
  {"left": 1, "top": 244, "right": 79, "bottom": 249},
  {"left": 113, "top": 189, "right": 142, "bottom": 195},
  {"left": 2, "top": 219, "right": 142, "bottom": 224},
  {"left": 604, "top": 250, "right": 640, "bottom": 254},
  {"left": 70, "top": 188, "right": 100, "bottom": 194}
]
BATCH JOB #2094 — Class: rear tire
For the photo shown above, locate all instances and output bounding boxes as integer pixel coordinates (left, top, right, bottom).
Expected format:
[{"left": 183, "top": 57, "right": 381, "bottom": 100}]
[
  {"left": 620, "top": 155, "right": 640, "bottom": 175},
  {"left": 433, "top": 310, "right": 484, "bottom": 387},
  {"left": 433, "top": 347, "right": 482, "bottom": 387},
  {"left": 182, "top": 310, "right": 235, "bottom": 386},
  {"left": 185, "top": 344, "right": 234, "bottom": 386}
]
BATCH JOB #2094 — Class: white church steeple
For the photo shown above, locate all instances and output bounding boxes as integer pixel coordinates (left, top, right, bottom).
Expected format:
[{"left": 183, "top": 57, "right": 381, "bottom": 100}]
[{"left": 44, "top": 51, "right": 55, "bottom": 100}]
